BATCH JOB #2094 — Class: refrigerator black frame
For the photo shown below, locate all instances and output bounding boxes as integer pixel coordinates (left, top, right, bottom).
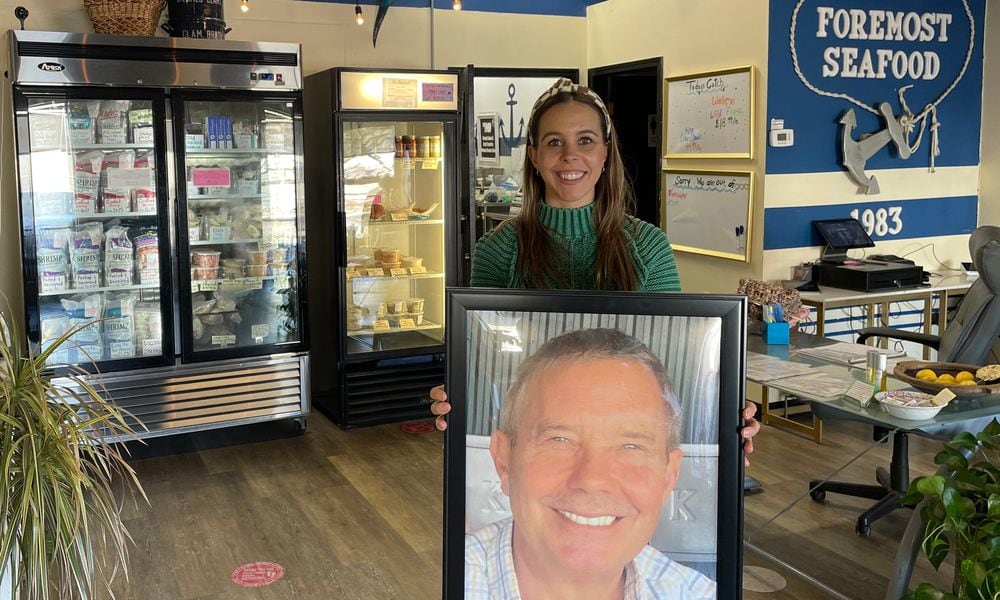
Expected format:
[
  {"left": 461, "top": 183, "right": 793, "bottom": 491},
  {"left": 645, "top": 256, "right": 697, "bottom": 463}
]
[
  {"left": 171, "top": 89, "right": 309, "bottom": 364},
  {"left": 333, "top": 111, "right": 460, "bottom": 364},
  {"left": 12, "top": 85, "right": 176, "bottom": 373}
]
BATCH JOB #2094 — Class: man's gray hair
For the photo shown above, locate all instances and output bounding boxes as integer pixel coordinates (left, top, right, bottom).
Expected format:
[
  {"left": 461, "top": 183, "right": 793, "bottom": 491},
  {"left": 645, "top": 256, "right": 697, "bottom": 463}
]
[{"left": 497, "top": 328, "right": 680, "bottom": 449}]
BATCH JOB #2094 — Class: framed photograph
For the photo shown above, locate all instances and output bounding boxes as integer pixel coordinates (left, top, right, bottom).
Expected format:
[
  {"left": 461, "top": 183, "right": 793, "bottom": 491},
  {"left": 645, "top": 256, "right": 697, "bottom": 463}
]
[
  {"left": 476, "top": 112, "right": 500, "bottom": 166},
  {"left": 664, "top": 65, "right": 755, "bottom": 159},
  {"left": 444, "top": 289, "right": 746, "bottom": 599},
  {"left": 664, "top": 169, "right": 754, "bottom": 262}
]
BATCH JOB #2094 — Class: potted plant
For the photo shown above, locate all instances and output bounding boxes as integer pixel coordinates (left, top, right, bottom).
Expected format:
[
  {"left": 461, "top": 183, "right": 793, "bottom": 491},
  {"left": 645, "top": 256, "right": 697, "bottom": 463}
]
[
  {"left": 901, "top": 419, "right": 1000, "bottom": 600},
  {"left": 0, "top": 308, "right": 145, "bottom": 599}
]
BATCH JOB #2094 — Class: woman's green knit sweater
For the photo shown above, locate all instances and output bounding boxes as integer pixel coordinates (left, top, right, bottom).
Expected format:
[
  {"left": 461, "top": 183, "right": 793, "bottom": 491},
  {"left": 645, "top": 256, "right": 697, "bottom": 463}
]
[{"left": 469, "top": 202, "right": 681, "bottom": 292}]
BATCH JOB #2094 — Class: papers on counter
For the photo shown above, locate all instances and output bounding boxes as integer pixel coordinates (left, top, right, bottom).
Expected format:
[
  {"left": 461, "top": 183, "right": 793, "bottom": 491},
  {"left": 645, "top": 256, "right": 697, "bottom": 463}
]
[
  {"left": 795, "top": 342, "right": 907, "bottom": 366},
  {"left": 766, "top": 370, "right": 855, "bottom": 400},
  {"left": 746, "top": 352, "right": 815, "bottom": 383}
]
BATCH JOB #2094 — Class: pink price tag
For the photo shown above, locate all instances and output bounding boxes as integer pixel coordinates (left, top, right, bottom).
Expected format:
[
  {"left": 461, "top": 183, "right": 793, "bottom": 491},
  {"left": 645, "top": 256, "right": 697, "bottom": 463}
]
[
  {"left": 422, "top": 82, "right": 454, "bottom": 103},
  {"left": 191, "top": 168, "right": 232, "bottom": 187}
]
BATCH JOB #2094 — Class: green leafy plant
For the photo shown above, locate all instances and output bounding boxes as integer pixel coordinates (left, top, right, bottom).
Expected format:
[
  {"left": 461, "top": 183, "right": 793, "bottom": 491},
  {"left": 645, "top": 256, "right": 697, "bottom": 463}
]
[
  {"left": 900, "top": 419, "right": 1000, "bottom": 600},
  {"left": 0, "top": 309, "right": 145, "bottom": 599}
]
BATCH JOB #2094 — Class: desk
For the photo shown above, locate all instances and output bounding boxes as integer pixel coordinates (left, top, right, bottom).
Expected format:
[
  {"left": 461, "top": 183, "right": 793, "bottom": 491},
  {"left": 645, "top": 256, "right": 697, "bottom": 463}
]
[
  {"left": 748, "top": 332, "right": 1000, "bottom": 598},
  {"left": 798, "top": 272, "right": 974, "bottom": 358}
]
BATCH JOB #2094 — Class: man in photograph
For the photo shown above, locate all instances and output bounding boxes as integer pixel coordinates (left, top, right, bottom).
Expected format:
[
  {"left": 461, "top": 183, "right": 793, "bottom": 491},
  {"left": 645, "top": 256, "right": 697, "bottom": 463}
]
[{"left": 465, "top": 328, "right": 717, "bottom": 599}]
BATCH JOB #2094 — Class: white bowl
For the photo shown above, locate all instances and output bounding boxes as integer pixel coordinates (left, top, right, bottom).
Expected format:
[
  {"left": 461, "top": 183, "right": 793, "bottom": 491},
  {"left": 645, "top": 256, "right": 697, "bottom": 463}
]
[{"left": 875, "top": 391, "right": 943, "bottom": 420}]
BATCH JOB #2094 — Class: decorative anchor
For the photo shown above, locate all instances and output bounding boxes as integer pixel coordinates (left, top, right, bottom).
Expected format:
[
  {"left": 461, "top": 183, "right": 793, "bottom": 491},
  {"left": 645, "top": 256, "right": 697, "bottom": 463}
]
[
  {"left": 839, "top": 102, "right": 911, "bottom": 195},
  {"left": 498, "top": 84, "right": 525, "bottom": 151}
]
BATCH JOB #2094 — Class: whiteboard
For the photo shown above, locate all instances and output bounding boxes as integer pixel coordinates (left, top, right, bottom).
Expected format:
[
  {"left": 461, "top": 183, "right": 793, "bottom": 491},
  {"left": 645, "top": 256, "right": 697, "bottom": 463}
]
[
  {"left": 665, "top": 66, "right": 754, "bottom": 158},
  {"left": 664, "top": 170, "right": 753, "bottom": 262}
]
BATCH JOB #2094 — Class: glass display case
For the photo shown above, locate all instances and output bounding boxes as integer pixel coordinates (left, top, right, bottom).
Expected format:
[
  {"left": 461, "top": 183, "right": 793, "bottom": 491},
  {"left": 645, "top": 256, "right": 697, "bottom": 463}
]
[
  {"left": 177, "top": 98, "right": 304, "bottom": 359},
  {"left": 342, "top": 120, "right": 446, "bottom": 354},
  {"left": 20, "top": 94, "right": 171, "bottom": 369}
]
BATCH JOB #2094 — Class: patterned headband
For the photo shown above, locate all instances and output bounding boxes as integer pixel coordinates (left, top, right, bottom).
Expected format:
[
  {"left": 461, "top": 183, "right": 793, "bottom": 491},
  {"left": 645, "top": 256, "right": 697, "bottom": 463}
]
[{"left": 527, "top": 77, "right": 612, "bottom": 145}]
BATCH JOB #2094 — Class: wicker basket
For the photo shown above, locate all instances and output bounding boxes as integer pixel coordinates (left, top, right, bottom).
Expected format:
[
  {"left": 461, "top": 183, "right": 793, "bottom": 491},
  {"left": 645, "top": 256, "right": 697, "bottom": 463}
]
[{"left": 84, "top": 0, "right": 165, "bottom": 36}]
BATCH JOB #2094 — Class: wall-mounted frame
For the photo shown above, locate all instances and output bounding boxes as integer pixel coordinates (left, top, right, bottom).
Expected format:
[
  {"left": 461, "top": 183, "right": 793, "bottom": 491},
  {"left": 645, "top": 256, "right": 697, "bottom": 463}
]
[
  {"left": 444, "top": 288, "right": 746, "bottom": 599},
  {"left": 664, "top": 65, "right": 755, "bottom": 159},
  {"left": 664, "top": 169, "right": 754, "bottom": 262},
  {"left": 475, "top": 112, "right": 500, "bottom": 166}
]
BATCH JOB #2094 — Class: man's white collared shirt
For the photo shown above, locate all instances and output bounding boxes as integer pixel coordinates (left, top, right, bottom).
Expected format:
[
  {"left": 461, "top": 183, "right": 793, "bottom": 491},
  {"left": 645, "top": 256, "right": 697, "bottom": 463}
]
[{"left": 465, "top": 518, "right": 717, "bottom": 599}]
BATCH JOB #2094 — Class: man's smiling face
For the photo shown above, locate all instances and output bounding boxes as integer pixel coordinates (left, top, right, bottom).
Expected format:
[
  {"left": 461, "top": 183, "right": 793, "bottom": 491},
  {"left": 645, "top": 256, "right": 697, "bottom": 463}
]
[{"left": 490, "top": 356, "right": 681, "bottom": 581}]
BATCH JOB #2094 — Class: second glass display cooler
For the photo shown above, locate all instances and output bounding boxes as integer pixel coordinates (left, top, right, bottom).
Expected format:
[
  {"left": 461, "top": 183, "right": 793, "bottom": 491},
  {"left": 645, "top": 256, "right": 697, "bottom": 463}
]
[{"left": 306, "top": 69, "right": 465, "bottom": 428}]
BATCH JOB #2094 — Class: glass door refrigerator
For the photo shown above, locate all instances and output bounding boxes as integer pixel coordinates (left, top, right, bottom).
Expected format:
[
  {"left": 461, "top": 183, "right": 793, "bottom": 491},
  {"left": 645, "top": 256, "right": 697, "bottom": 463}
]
[
  {"left": 10, "top": 31, "right": 309, "bottom": 438},
  {"left": 305, "top": 68, "right": 465, "bottom": 428}
]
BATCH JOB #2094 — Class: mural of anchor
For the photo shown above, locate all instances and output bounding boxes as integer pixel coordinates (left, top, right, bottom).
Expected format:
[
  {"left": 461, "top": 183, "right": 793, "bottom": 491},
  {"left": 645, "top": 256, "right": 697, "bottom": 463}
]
[
  {"left": 498, "top": 83, "right": 525, "bottom": 155},
  {"left": 840, "top": 102, "right": 911, "bottom": 195}
]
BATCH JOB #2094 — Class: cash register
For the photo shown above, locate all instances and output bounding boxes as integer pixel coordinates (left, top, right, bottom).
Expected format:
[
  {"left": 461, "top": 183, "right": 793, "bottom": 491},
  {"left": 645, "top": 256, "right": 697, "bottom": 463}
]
[{"left": 811, "top": 218, "right": 923, "bottom": 292}]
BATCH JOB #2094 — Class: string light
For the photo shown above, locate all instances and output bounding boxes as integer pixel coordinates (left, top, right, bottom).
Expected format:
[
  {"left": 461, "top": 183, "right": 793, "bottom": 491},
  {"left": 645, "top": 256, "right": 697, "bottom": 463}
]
[
  {"left": 240, "top": 0, "right": 249, "bottom": 13},
  {"left": 452, "top": 0, "right": 462, "bottom": 10},
  {"left": 355, "top": 2, "right": 364, "bottom": 25}
]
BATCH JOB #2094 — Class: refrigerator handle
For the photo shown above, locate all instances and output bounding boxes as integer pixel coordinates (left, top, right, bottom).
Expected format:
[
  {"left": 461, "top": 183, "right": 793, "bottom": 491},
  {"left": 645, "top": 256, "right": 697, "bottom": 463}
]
[{"left": 337, "top": 211, "right": 348, "bottom": 266}]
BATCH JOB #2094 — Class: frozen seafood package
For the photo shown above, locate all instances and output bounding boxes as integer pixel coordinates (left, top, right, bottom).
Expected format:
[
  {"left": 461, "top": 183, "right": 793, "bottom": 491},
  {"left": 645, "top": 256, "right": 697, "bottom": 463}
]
[
  {"left": 68, "top": 100, "right": 100, "bottom": 145},
  {"left": 104, "top": 292, "right": 137, "bottom": 360},
  {"left": 39, "top": 305, "right": 73, "bottom": 364},
  {"left": 104, "top": 226, "right": 134, "bottom": 287},
  {"left": 133, "top": 230, "right": 159, "bottom": 285},
  {"left": 133, "top": 302, "right": 162, "bottom": 356},
  {"left": 97, "top": 100, "right": 130, "bottom": 145},
  {"left": 129, "top": 108, "right": 154, "bottom": 145},
  {"left": 71, "top": 223, "right": 103, "bottom": 289},
  {"left": 60, "top": 293, "right": 104, "bottom": 362},
  {"left": 36, "top": 228, "right": 71, "bottom": 294},
  {"left": 73, "top": 151, "right": 102, "bottom": 215}
]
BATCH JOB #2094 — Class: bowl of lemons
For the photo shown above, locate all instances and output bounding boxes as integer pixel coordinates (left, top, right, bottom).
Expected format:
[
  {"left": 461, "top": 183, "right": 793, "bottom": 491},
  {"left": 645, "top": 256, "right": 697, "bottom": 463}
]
[{"left": 893, "top": 361, "right": 1000, "bottom": 397}]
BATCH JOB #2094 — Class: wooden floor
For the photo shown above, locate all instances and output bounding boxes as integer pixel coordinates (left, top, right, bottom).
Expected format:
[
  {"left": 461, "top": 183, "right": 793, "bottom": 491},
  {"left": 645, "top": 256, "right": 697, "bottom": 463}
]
[{"left": 102, "top": 410, "right": 955, "bottom": 599}]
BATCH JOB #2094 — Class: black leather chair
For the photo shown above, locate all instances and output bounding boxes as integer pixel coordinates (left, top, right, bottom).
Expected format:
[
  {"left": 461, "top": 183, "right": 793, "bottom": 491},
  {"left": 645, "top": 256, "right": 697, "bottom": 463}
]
[{"left": 809, "top": 227, "right": 1000, "bottom": 536}]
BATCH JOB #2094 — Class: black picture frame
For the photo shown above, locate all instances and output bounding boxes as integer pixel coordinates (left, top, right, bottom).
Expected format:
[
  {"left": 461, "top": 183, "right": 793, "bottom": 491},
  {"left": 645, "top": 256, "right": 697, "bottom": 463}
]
[{"left": 444, "top": 289, "right": 747, "bottom": 599}]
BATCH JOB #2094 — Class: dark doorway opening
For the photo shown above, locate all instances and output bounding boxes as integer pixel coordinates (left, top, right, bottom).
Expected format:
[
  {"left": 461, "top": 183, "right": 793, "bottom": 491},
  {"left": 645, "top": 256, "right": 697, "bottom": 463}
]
[{"left": 589, "top": 58, "right": 663, "bottom": 228}]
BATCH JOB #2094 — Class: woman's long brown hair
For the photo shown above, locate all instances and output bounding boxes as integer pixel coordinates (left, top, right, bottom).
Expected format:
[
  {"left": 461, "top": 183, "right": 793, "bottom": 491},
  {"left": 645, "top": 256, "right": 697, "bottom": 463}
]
[{"left": 509, "top": 91, "right": 638, "bottom": 290}]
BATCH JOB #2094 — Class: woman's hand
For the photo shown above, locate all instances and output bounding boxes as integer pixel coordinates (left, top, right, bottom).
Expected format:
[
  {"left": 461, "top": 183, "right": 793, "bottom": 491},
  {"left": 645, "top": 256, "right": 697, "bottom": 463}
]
[
  {"left": 742, "top": 401, "right": 761, "bottom": 466},
  {"left": 430, "top": 385, "right": 452, "bottom": 431}
]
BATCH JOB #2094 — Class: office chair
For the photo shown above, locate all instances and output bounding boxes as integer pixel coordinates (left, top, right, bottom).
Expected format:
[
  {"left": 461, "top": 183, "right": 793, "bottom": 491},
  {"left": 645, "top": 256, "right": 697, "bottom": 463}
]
[{"left": 809, "top": 227, "right": 1000, "bottom": 536}]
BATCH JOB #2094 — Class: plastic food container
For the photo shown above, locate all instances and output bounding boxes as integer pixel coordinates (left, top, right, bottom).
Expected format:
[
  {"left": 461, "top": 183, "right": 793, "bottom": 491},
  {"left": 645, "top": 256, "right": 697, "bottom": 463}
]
[
  {"left": 380, "top": 249, "right": 401, "bottom": 263},
  {"left": 267, "top": 262, "right": 288, "bottom": 276},
  {"left": 245, "top": 250, "right": 266, "bottom": 265},
  {"left": 407, "top": 298, "right": 425, "bottom": 313},
  {"left": 267, "top": 248, "right": 287, "bottom": 263},
  {"left": 221, "top": 265, "right": 243, "bottom": 279},
  {"left": 387, "top": 299, "right": 406, "bottom": 314},
  {"left": 191, "top": 250, "right": 221, "bottom": 268},
  {"left": 245, "top": 264, "right": 267, "bottom": 277},
  {"left": 401, "top": 256, "right": 423, "bottom": 268},
  {"left": 408, "top": 311, "right": 424, "bottom": 325},
  {"left": 191, "top": 266, "right": 219, "bottom": 280},
  {"left": 381, "top": 261, "right": 401, "bottom": 271},
  {"left": 221, "top": 258, "right": 246, "bottom": 269},
  {"left": 875, "top": 391, "right": 944, "bottom": 420}
]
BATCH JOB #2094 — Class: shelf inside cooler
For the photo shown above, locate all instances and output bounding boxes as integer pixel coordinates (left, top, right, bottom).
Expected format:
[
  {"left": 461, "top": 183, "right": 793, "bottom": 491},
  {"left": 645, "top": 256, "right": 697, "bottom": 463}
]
[
  {"left": 363, "top": 219, "right": 444, "bottom": 227},
  {"left": 186, "top": 149, "right": 293, "bottom": 156},
  {"left": 346, "top": 271, "right": 445, "bottom": 282},
  {"left": 39, "top": 283, "right": 159, "bottom": 297},
  {"left": 191, "top": 276, "right": 276, "bottom": 290},
  {"left": 189, "top": 195, "right": 263, "bottom": 202},
  {"left": 34, "top": 211, "right": 158, "bottom": 224},
  {"left": 190, "top": 239, "right": 262, "bottom": 246},
  {"left": 71, "top": 143, "right": 155, "bottom": 151},
  {"left": 347, "top": 320, "right": 442, "bottom": 336}
]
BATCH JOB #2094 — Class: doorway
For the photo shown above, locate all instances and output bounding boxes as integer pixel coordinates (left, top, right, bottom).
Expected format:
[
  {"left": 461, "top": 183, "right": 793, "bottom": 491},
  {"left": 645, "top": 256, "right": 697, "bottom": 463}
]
[{"left": 589, "top": 58, "right": 663, "bottom": 227}]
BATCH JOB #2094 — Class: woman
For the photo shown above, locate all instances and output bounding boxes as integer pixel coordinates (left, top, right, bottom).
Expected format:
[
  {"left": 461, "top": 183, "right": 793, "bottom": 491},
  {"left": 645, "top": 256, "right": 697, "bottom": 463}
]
[{"left": 432, "top": 78, "right": 759, "bottom": 457}]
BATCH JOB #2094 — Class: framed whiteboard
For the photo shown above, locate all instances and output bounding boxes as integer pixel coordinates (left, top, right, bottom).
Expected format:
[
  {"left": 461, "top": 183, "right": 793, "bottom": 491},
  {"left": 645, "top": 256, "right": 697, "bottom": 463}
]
[
  {"left": 664, "top": 66, "right": 755, "bottom": 159},
  {"left": 664, "top": 169, "right": 753, "bottom": 262}
]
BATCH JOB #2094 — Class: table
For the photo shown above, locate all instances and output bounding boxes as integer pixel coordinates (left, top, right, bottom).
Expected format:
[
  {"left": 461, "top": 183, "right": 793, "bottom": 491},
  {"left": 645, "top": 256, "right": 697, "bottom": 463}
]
[
  {"left": 798, "top": 272, "right": 974, "bottom": 357},
  {"left": 748, "top": 331, "right": 1000, "bottom": 599}
]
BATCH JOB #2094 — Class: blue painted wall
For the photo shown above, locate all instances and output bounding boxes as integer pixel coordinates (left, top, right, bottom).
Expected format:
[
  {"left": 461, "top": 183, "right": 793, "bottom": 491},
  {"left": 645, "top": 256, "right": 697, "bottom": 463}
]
[
  {"left": 301, "top": 0, "right": 604, "bottom": 17},
  {"left": 763, "top": 0, "right": 985, "bottom": 252}
]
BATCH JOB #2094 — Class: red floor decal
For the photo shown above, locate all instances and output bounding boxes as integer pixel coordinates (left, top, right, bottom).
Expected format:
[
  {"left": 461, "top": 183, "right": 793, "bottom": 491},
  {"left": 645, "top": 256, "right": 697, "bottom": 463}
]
[
  {"left": 231, "top": 562, "right": 285, "bottom": 587},
  {"left": 401, "top": 422, "right": 435, "bottom": 434}
]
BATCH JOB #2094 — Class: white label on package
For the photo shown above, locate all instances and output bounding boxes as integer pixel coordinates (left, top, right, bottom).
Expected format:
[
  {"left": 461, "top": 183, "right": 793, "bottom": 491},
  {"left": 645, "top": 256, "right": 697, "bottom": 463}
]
[
  {"left": 208, "top": 226, "right": 231, "bottom": 241},
  {"left": 141, "top": 339, "right": 162, "bottom": 356},
  {"left": 251, "top": 324, "right": 269, "bottom": 340},
  {"left": 106, "top": 168, "right": 154, "bottom": 189},
  {"left": 40, "top": 273, "right": 67, "bottom": 293},
  {"left": 74, "top": 272, "right": 100, "bottom": 289},
  {"left": 102, "top": 128, "right": 127, "bottom": 145},
  {"left": 109, "top": 341, "right": 135, "bottom": 360},
  {"left": 106, "top": 269, "right": 133, "bottom": 288},
  {"left": 211, "top": 335, "right": 237, "bottom": 346}
]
